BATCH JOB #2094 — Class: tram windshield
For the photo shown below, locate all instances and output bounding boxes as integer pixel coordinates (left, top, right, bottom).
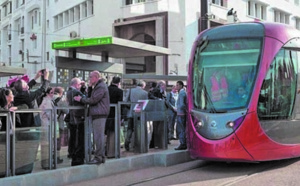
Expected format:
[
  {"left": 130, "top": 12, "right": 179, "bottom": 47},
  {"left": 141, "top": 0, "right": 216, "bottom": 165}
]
[{"left": 193, "top": 38, "right": 261, "bottom": 112}]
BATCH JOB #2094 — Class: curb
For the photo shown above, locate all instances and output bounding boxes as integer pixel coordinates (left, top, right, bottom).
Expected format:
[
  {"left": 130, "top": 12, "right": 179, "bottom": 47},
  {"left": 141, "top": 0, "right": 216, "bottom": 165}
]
[{"left": 0, "top": 150, "right": 193, "bottom": 186}]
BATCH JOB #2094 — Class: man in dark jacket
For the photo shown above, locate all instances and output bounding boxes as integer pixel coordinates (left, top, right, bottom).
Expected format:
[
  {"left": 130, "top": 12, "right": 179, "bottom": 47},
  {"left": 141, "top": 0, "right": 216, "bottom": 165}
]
[
  {"left": 105, "top": 76, "right": 123, "bottom": 158},
  {"left": 74, "top": 71, "right": 110, "bottom": 164},
  {"left": 13, "top": 69, "right": 50, "bottom": 127},
  {"left": 66, "top": 77, "right": 86, "bottom": 166}
]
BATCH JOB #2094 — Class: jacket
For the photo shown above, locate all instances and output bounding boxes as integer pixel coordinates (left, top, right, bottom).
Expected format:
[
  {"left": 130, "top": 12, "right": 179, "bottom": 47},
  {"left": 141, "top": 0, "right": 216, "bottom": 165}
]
[
  {"left": 176, "top": 89, "right": 187, "bottom": 115},
  {"left": 67, "top": 86, "right": 85, "bottom": 124},
  {"left": 80, "top": 79, "right": 110, "bottom": 120}
]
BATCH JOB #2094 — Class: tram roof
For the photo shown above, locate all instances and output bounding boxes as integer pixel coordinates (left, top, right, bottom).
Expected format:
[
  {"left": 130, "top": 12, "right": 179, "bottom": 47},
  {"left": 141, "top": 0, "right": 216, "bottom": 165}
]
[
  {"left": 52, "top": 36, "right": 171, "bottom": 58},
  {"left": 0, "top": 66, "right": 27, "bottom": 77}
]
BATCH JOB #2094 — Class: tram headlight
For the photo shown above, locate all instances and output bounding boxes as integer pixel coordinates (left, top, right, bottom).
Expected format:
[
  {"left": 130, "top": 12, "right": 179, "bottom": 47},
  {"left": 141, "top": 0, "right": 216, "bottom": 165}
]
[
  {"left": 194, "top": 120, "right": 204, "bottom": 129},
  {"left": 226, "top": 121, "right": 235, "bottom": 128}
]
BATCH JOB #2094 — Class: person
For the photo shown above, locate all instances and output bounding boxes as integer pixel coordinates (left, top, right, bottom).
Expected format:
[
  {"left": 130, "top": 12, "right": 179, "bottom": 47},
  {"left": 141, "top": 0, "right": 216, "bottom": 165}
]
[
  {"left": 53, "top": 86, "right": 69, "bottom": 163},
  {"left": 13, "top": 69, "right": 50, "bottom": 127},
  {"left": 174, "top": 81, "right": 187, "bottom": 150},
  {"left": 105, "top": 76, "right": 123, "bottom": 158},
  {"left": 66, "top": 78, "right": 86, "bottom": 166},
  {"left": 39, "top": 87, "right": 56, "bottom": 169},
  {"left": 165, "top": 85, "right": 178, "bottom": 143},
  {"left": 74, "top": 71, "right": 110, "bottom": 164},
  {"left": 0, "top": 88, "right": 28, "bottom": 131},
  {"left": 237, "top": 85, "right": 248, "bottom": 104},
  {"left": 148, "top": 80, "right": 167, "bottom": 148},
  {"left": 124, "top": 80, "right": 148, "bottom": 151},
  {"left": 148, "top": 80, "right": 167, "bottom": 100}
]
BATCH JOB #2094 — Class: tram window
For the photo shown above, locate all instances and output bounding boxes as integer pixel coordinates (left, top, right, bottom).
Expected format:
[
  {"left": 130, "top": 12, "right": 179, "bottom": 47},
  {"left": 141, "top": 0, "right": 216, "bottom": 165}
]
[{"left": 258, "top": 49, "right": 297, "bottom": 120}]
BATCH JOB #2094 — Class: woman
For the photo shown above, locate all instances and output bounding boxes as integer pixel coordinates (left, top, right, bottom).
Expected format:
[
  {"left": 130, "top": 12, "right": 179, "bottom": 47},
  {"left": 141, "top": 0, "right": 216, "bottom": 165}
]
[
  {"left": 0, "top": 88, "right": 27, "bottom": 131},
  {"left": 53, "top": 86, "right": 68, "bottom": 163},
  {"left": 39, "top": 87, "right": 55, "bottom": 169}
]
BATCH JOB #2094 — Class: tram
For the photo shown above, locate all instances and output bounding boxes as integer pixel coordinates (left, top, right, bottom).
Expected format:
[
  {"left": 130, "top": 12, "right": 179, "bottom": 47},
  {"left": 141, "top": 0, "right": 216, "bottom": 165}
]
[{"left": 187, "top": 22, "right": 300, "bottom": 162}]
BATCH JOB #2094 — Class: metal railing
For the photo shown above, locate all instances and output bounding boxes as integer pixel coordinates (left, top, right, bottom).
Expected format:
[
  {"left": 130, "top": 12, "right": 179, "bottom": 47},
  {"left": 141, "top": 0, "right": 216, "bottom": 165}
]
[{"left": 1, "top": 101, "right": 165, "bottom": 178}]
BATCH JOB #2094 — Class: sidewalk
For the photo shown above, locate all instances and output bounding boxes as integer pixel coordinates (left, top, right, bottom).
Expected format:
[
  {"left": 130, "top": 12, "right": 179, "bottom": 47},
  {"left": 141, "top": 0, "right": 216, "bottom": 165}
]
[{"left": 0, "top": 140, "right": 193, "bottom": 186}]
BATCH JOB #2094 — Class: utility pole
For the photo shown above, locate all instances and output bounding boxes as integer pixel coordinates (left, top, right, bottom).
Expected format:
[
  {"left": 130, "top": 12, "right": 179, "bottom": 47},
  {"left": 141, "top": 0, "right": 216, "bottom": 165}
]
[
  {"left": 41, "top": 0, "right": 47, "bottom": 69},
  {"left": 200, "top": 0, "right": 209, "bottom": 32}
]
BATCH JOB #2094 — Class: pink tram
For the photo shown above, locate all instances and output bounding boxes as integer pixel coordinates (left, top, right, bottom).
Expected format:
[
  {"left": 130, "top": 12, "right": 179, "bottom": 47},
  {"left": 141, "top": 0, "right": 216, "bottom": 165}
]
[{"left": 187, "top": 22, "right": 300, "bottom": 162}]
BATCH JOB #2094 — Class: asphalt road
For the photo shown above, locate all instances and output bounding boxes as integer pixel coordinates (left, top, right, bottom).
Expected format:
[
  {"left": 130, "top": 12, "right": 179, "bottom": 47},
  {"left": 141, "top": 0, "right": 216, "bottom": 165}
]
[{"left": 65, "top": 157, "right": 300, "bottom": 186}]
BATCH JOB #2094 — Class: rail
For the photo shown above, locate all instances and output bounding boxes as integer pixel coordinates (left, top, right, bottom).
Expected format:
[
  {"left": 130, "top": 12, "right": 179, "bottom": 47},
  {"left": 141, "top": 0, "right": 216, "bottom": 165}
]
[{"left": 1, "top": 101, "right": 163, "bottom": 178}]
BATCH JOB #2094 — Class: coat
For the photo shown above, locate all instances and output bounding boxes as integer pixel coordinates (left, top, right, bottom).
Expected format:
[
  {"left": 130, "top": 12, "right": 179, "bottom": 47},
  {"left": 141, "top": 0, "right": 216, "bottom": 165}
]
[
  {"left": 80, "top": 79, "right": 110, "bottom": 120},
  {"left": 124, "top": 86, "right": 148, "bottom": 118}
]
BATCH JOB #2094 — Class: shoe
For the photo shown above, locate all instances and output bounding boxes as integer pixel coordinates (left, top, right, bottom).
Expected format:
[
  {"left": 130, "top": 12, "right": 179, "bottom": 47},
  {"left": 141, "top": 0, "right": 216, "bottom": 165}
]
[
  {"left": 87, "top": 158, "right": 102, "bottom": 165},
  {"left": 71, "top": 161, "right": 84, "bottom": 166},
  {"left": 175, "top": 144, "right": 187, "bottom": 150},
  {"left": 57, "top": 158, "right": 63, "bottom": 164},
  {"left": 125, "top": 141, "right": 130, "bottom": 151}
]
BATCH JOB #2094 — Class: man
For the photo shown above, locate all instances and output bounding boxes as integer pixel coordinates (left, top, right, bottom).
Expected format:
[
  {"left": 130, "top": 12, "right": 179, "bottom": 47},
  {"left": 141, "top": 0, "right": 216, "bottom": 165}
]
[
  {"left": 106, "top": 76, "right": 123, "bottom": 158},
  {"left": 74, "top": 71, "right": 110, "bottom": 164},
  {"left": 174, "top": 81, "right": 187, "bottom": 150},
  {"left": 66, "top": 78, "right": 86, "bottom": 166},
  {"left": 14, "top": 69, "right": 50, "bottom": 127},
  {"left": 166, "top": 85, "right": 178, "bottom": 143},
  {"left": 124, "top": 80, "right": 148, "bottom": 151},
  {"left": 148, "top": 80, "right": 166, "bottom": 100},
  {"left": 148, "top": 80, "right": 167, "bottom": 148}
]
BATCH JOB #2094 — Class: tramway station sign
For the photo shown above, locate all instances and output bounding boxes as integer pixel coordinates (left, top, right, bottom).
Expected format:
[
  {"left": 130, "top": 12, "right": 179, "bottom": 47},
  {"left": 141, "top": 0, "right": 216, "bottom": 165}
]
[
  {"left": 52, "top": 36, "right": 171, "bottom": 58},
  {"left": 52, "top": 36, "right": 112, "bottom": 49}
]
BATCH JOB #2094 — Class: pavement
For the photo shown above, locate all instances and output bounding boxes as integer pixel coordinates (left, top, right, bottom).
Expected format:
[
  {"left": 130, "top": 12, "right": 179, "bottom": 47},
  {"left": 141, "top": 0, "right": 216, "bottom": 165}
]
[{"left": 0, "top": 140, "right": 193, "bottom": 186}]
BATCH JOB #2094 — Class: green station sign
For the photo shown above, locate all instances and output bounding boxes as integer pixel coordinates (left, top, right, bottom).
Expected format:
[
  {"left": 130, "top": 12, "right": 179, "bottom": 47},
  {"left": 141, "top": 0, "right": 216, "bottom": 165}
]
[{"left": 52, "top": 36, "right": 113, "bottom": 49}]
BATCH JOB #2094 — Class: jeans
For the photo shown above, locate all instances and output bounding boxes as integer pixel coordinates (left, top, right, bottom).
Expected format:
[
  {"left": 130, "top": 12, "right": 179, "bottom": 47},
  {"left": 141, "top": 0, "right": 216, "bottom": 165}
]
[{"left": 176, "top": 115, "right": 186, "bottom": 145}]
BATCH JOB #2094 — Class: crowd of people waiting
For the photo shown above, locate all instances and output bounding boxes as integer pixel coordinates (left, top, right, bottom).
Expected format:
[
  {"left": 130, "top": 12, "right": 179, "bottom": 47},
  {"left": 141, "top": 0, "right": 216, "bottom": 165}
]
[{"left": 0, "top": 68, "right": 188, "bottom": 169}]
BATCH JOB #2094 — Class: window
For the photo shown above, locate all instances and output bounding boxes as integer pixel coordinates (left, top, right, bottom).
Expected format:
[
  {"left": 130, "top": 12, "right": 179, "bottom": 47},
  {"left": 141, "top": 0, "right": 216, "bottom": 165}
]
[
  {"left": 258, "top": 49, "right": 297, "bottom": 120},
  {"left": 64, "top": 12, "right": 69, "bottom": 25},
  {"left": 247, "top": 1, "right": 267, "bottom": 20},
  {"left": 126, "top": 0, "right": 133, "bottom": 5},
  {"left": 87, "top": 0, "right": 93, "bottom": 16},
  {"left": 296, "top": 18, "right": 300, "bottom": 30},
  {"left": 82, "top": 2, "right": 87, "bottom": 18},
  {"left": 74, "top": 6, "right": 80, "bottom": 21},
  {"left": 212, "top": 0, "right": 227, "bottom": 7},
  {"left": 274, "top": 10, "right": 290, "bottom": 24}
]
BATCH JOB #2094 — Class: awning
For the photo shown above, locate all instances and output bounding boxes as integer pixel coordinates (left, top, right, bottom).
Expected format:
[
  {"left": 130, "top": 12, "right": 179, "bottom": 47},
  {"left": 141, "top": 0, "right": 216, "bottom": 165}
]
[
  {"left": 0, "top": 66, "right": 27, "bottom": 77},
  {"left": 52, "top": 36, "right": 171, "bottom": 58}
]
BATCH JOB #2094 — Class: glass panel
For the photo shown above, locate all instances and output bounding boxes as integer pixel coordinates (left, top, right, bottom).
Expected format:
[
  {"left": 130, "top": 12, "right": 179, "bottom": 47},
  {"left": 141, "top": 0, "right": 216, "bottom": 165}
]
[
  {"left": 258, "top": 49, "right": 297, "bottom": 120},
  {"left": 193, "top": 38, "right": 261, "bottom": 112}
]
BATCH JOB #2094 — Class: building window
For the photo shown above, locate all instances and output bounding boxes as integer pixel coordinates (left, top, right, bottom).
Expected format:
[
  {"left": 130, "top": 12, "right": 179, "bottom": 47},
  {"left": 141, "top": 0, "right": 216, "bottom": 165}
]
[
  {"left": 212, "top": 0, "right": 227, "bottom": 7},
  {"left": 82, "top": 2, "right": 87, "bottom": 18},
  {"left": 64, "top": 12, "right": 69, "bottom": 25},
  {"left": 274, "top": 10, "right": 290, "bottom": 24},
  {"left": 69, "top": 9, "right": 74, "bottom": 23},
  {"left": 296, "top": 18, "right": 300, "bottom": 30},
  {"left": 247, "top": 1, "right": 267, "bottom": 20},
  {"left": 125, "top": 0, "right": 133, "bottom": 5},
  {"left": 74, "top": 6, "right": 80, "bottom": 21},
  {"left": 87, "top": 0, "right": 93, "bottom": 16}
]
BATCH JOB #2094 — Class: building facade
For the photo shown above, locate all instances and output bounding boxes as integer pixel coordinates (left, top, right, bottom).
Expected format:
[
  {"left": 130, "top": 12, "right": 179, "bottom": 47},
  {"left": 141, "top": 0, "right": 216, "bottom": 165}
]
[{"left": 0, "top": 0, "right": 300, "bottom": 87}]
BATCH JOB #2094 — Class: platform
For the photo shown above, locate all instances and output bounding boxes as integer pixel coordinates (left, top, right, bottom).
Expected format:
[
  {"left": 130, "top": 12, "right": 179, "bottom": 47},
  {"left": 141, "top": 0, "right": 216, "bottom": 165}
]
[{"left": 0, "top": 140, "right": 193, "bottom": 186}]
